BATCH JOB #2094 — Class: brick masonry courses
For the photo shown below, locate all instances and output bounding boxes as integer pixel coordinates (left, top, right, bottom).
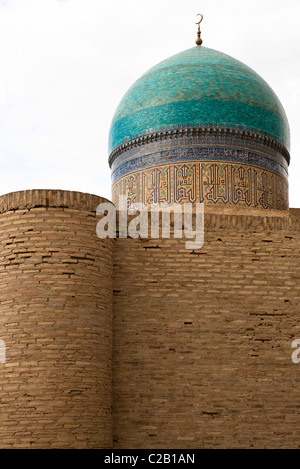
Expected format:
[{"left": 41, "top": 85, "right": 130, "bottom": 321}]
[
  {"left": 0, "top": 190, "right": 300, "bottom": 448},
  {"left": 0, "top": 190, "right": 113, "bottom": 449},
  {"left": 112, "top": 209, "right": 300, "bottom": 449}
]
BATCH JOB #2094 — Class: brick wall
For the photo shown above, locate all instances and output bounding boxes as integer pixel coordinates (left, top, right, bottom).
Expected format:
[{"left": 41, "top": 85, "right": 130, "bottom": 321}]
[
  {"left": 0, "top": 190, "right": 113, "bottom": 448},
  {"left": 1, "top": 189, "right": 300, "bottom": 449},
  {"left": 113, "top": 210, "right": 300, "bottom": 449}
]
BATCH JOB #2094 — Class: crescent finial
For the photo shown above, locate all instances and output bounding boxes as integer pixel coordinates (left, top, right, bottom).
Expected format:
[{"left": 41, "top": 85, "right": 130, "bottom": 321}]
[
  {"left": 195, "top": 13, "right": 203, "bottom": 46},
  {"left": 196, "top": 13, "right": 203, "bottom": 25}
]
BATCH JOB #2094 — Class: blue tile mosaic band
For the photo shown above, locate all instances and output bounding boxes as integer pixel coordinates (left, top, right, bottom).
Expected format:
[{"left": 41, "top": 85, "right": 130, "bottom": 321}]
[{"left": 111, "top": 134, "right": 288, "bottom": 183}]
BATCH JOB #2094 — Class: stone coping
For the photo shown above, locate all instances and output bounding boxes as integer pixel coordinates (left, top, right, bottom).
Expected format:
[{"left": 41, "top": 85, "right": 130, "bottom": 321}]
[{"left": 0, "top": 189, "right": 111, "bottom": 213}]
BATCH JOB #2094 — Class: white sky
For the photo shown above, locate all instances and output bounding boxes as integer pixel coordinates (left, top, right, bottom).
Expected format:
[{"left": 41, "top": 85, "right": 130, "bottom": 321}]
[{"left": 0, "top": 0, "right": 299, "bottom": 207}]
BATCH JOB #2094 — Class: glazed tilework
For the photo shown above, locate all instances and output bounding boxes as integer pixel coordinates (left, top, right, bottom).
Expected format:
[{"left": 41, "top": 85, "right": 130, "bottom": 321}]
[
  {"left": 109, "top": 46, "right": 290, "bottom": 154},
  {"left": 111, "top": 133, "right": 289, "bottom": 183},
  {"left": 112, "top": 162, "right": 288, "bottom": 211}
]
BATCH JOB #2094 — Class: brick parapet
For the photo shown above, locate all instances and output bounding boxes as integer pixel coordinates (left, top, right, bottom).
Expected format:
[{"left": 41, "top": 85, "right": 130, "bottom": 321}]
[
  {"left": 204, "top": 212, "right": 300, "bottom": 233},
  {"left": 117, "top": 209, "right": 300, "bottom": 237},
  {"left": 0, "top": 189, "right": 110, "bottom": 213}
]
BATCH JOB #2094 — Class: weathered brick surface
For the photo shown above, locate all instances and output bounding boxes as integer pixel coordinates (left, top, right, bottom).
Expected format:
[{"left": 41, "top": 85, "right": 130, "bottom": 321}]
[
  {"left": 113, "top": 211, "right": 300, "bottom": 449},
  {"left": 0, "top": 190, "right": 113, "bottom": 449},
  {"left": 1, "top": 189, "right": 300, "bottom": 449}
]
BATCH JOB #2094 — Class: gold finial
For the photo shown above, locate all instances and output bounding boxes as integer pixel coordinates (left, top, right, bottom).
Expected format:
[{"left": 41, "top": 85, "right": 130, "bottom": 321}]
[{"left": 195, "top": 13, "right": 203, "bottom": 46}]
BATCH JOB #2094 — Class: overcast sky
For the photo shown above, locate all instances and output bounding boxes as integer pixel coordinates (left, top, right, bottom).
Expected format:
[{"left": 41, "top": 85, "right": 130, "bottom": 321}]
[{"left": 0, "top": 0, "right": 299, "bottom": 207}]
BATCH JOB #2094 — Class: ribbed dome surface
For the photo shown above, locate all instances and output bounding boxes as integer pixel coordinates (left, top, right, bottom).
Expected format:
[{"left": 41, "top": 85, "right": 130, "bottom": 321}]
[{"left": 109, "top": 46, "right": 290, "bottom": 155}]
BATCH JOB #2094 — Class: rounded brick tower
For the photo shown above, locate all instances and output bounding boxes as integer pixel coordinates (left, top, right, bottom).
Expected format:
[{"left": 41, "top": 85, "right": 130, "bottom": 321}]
[
  {"left": 0, "top": 190, "right": 113, "bottom": 448},
  {"left": 109, "top": 46, "right": 290, "bottom": 211}
]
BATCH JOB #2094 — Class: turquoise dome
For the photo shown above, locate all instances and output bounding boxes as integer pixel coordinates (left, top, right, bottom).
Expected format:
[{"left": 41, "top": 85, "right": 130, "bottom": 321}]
[{"left": 109, "top": 46, "right": 290, "bottom": 155}]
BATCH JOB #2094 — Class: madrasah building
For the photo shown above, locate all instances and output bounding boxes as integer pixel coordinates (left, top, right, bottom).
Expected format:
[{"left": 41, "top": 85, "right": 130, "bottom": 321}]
[{"left": 0, "top": 15, "right": 300, "bottom": 449}]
